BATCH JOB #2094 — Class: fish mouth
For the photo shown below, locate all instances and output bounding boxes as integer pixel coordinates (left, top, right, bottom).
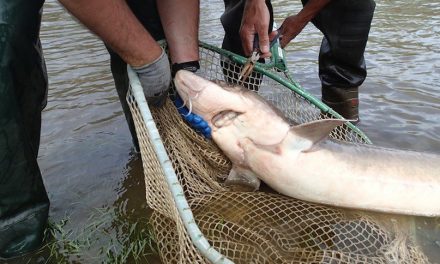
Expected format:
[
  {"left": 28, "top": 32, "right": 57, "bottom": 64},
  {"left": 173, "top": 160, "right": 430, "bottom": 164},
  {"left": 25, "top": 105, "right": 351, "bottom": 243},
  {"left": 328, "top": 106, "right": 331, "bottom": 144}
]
[{"left": 211, "top": 110, "right": 242, "bottom": 128}]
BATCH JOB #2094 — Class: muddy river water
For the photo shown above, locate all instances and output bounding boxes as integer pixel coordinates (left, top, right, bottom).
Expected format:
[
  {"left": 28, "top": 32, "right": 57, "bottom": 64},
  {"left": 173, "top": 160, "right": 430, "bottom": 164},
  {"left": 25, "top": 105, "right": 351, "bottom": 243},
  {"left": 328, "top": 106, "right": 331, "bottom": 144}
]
[{"left": 4, "top": 0, "right": 439, "bottom": 263}]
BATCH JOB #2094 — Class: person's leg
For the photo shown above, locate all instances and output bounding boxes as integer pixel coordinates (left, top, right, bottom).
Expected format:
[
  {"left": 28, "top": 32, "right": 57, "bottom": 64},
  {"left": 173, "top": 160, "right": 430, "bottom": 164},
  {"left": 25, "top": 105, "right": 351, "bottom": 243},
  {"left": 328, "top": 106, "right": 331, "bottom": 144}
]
[
  {"left": 0, "top": 0, "right": 50, "bottom": 258},
  {"left": 105, "top": 0, "right": 165, "bottom": 151},
  {"left": 303, "top": 0, "right": 376, "bottom": 121}
]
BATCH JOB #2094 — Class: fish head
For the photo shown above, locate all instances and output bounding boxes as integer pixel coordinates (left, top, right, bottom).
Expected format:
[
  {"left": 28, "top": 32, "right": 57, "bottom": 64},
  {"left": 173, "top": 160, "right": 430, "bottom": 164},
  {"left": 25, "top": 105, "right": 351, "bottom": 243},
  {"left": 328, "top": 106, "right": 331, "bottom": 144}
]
[
  {"left": 174, "top": 70, "right": 294, "bottom": 147},
  {"left": 174, "top": 70, "right": 250, "bottom": 127}
]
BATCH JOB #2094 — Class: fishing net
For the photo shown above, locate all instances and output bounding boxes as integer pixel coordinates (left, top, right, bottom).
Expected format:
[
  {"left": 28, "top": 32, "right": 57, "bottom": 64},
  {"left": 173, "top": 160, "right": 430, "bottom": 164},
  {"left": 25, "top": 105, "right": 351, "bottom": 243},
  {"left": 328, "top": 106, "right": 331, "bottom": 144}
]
[{"left": 126, "top": 42, "right": 429, "bottom": 263}]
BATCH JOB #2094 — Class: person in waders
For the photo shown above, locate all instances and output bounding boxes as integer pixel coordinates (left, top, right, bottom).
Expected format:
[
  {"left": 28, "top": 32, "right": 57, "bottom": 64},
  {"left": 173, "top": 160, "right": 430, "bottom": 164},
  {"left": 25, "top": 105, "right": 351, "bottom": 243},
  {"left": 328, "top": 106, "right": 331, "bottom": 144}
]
[
  {"left": 0, "top": 0, "right": 200, "bottom": 258},
  {"left": 221, "top": 0, "right": 376, "bottom": 123}
]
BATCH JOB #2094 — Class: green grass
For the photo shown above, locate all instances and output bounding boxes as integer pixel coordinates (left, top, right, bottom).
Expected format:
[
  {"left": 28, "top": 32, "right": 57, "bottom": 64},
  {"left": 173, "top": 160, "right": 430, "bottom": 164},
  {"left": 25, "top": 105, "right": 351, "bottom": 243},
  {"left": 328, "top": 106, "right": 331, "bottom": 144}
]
[{"left": 32, "top": 207, "right": 158, "bottom": 264}]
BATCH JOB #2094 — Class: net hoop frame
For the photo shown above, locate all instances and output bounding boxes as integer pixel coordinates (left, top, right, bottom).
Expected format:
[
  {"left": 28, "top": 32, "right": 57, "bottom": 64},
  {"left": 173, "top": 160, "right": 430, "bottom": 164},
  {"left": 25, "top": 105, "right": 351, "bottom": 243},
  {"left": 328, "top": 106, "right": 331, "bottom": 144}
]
[{"left": 126, "top": 41, "right": 372, "bottom": 263}]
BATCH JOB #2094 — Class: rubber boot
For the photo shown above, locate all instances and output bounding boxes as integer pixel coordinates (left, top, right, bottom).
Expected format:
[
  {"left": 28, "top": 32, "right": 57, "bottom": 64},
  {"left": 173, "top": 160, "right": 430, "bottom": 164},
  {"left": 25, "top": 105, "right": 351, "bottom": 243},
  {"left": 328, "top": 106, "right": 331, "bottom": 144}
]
[{"left": 322, "top": 87, "right": 359, "bottom": 123}]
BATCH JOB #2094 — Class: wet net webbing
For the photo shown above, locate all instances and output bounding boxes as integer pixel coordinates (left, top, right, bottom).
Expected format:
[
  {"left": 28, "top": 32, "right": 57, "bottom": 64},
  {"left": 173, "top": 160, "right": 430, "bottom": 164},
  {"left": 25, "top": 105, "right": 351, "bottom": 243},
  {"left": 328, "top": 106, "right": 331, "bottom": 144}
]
[{"left": 126, "top": 43, "right": 429, "bottom": 263}]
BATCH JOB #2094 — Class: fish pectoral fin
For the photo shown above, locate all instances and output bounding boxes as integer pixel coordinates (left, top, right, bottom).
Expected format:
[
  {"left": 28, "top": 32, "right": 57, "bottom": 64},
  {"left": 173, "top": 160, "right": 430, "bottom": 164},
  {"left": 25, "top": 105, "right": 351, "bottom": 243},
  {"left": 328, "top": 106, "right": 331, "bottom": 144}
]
[
  {"left": 289, "top": 119, "right": 347, "bottom": 151},
  {"left": 252, "top": 142, "right": 282, "bottom": 155},
  {"left": 224, "top": 165, "right": 261, "bottom": 191},
  {"left": 240, "top": 136, "right": 283, "bottom": 155}
]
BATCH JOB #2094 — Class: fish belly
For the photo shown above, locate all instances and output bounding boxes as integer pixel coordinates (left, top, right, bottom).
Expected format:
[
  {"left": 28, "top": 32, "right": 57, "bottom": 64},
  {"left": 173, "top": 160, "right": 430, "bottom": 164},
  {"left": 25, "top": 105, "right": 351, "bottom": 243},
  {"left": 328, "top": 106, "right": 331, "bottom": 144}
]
[{"left": 243, "top": 139, "right": 440, "bottom": 216}]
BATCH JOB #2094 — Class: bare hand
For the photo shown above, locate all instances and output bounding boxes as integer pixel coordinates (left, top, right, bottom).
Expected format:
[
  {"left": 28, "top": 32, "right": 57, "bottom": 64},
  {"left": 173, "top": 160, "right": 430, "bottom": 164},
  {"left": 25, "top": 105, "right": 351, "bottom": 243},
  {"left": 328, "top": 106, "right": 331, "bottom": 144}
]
[
  {"left": 279, "top": 15, "right": 308, "bottom": 48},
  {"left": 239, "top": 0, "right": 271, "bottom": 58}
]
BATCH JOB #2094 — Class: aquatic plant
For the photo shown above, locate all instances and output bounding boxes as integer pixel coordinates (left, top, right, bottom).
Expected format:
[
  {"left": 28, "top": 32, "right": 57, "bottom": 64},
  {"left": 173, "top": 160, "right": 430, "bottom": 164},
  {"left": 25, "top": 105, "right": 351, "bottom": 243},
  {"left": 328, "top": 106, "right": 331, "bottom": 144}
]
[{"left": 29, "top": 207, "right": 158, "bottom": 264}]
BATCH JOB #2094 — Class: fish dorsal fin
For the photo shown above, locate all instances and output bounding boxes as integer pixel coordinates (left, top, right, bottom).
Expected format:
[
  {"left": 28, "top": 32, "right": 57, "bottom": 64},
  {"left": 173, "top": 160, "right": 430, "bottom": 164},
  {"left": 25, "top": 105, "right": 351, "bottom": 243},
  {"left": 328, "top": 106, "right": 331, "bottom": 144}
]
[{"left": 289, "top": 119, "right": 347, "bottom": 152}]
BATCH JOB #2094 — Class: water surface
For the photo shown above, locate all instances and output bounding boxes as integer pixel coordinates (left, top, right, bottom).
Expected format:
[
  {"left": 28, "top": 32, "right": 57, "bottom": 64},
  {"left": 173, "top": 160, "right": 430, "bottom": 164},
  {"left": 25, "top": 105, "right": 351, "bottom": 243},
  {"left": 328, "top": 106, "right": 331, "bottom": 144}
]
[{"left": 4, "top": 0, "right": 439, "bottom": 263}]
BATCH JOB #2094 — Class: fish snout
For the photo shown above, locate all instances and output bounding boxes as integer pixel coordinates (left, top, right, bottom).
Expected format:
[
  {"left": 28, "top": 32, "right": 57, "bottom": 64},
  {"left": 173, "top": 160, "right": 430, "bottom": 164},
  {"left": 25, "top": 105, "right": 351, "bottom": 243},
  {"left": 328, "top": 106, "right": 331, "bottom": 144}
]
[{"left": 174, "top": 70, "right": 206, "bottom": 96}]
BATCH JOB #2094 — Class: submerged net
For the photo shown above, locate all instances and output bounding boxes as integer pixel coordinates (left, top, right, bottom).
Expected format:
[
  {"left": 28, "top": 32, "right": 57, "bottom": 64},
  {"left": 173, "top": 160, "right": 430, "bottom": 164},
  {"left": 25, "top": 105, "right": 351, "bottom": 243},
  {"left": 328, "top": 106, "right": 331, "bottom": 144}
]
[{"left": 126, "top": 43, "right": 429, "bottom": 263}]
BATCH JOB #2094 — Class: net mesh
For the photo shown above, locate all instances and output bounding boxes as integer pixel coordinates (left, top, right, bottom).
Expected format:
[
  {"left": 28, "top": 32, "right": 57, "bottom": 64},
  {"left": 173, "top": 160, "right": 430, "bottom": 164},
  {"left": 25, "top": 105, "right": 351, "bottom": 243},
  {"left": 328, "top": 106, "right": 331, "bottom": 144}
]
[{"left": 126, "top": 44, "right": 429, "bottom": 264}]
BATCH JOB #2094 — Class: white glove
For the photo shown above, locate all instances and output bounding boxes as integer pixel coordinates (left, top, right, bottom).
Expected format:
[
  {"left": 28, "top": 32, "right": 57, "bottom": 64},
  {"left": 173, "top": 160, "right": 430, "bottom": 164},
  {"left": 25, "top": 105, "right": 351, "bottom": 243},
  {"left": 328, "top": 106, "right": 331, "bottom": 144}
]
[{"left": 132, "top": 48, "right": 171, "bottom": 107}]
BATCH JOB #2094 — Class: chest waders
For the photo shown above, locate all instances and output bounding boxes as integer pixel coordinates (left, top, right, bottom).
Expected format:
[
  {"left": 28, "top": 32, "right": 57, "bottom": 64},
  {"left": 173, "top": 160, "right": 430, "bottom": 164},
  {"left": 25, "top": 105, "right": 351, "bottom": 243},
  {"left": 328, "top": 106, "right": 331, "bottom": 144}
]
[{"left": 0, "top": 0, "right": 50, "bottom": 258}]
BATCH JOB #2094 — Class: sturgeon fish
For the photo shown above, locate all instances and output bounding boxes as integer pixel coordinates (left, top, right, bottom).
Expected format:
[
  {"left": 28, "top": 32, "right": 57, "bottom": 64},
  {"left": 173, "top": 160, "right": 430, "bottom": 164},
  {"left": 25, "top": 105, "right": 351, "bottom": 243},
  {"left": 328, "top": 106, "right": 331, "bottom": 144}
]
[{"left": 174, "top": 70, "right": 440, "bottom": 216}]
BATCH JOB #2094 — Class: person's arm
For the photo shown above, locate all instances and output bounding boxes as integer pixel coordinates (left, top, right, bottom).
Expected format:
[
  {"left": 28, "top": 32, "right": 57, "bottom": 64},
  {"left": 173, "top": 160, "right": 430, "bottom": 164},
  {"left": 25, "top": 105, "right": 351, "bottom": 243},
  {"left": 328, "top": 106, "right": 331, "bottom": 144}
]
[
  {"left": 240, "top": 0, "right": 332, "bottom": 56},
  {"left": 156, "top": 0, "right": 200, "bottom": 64},
  {"left": 278, "top": 0, "right": 331, "bottom": 47},
  {"left": 157, "top": 0, "right": 212, "bottom": 137},
  {"left": 58, "top": 0, "right": 162, "bottom": 67},
  {"left": 59, "top": 0, "right": 172, "bottom": 107}
]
